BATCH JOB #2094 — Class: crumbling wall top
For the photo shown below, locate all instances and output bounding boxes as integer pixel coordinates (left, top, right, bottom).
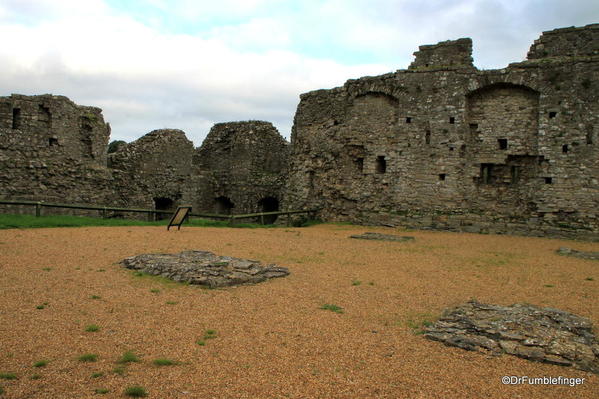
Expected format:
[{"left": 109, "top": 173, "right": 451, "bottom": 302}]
[
  {"left": 527, "top": 23, "right": 599, "bottom": 59},
  {"left": 409, "top": 38, "right": 474, "bottom": 70}
]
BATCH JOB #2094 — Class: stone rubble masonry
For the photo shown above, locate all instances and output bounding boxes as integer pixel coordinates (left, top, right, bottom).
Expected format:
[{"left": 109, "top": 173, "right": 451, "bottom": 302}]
[
  {"left": 283, "top": 23, "right": 599, "bottom": 239},
  {"left": 1, "top": 24, "right": 598, "bottom": 237}
]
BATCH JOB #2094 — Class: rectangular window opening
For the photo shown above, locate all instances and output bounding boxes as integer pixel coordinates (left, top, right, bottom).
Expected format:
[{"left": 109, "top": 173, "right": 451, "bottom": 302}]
[
  {"left": 481, "top": 164, "right": 493, "bottom": 184},
  {"left": 562, "top": 144, "right": 568, "bottom": 153},
  {"left": 498, "top": 138, "right": 508, "bottom": 150},
  {"left": 375, "top": 156, "right": 387, "bottom": 174},
  {"left": 355, "top": 157, "right": 364, "bottom": 173},
  {"left": 469, "top": 123, "right": 478, "bottom": 131},
  {"left": 49, "top": 137, "right": 58, "bottom": 146},
  {"left": 438, "top": 173, "right": 446, "bottom": 181},
  {"left": 544, "top": 177, "right": 553, "bottom": 184},
  {"left": 549, "top": 111, "right": 557, "bottom": 119},
  {"left": 449, "top": 117, "right": 455, "bottom": 124},
  {"left": 511, "top": 166, "right": 520, "bottom": 184},
  {"left": 405, "top": 117, "right": 412, "bottom": 124},
  {"left": 425, "top": 130, "right": 431, "bottom": 145},
  {"left": 12, "top": 108, "right": 21, "bottom": 129}
]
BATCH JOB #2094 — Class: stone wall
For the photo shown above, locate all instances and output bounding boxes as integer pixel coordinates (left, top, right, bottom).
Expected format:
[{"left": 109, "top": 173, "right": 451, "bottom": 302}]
[{"left": 284, "top": 23, "right": 599, "bottom": 238}]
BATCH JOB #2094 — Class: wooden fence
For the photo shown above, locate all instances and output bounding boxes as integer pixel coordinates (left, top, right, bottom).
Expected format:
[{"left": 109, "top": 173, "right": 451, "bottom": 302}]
[{"left": 0, "top": 199, "right": 319, "bottom": 226}]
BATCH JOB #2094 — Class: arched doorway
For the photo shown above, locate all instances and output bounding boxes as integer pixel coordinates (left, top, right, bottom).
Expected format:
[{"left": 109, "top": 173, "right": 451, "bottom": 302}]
[
  {"left": 215, "top": 196, "right": 234, "bottom": 215},
  {"left": 258, "top": 196, "right": 279, "bottom": 224},
  {"left": 153, "top": 197, "right": 174, "bottom": 220}
]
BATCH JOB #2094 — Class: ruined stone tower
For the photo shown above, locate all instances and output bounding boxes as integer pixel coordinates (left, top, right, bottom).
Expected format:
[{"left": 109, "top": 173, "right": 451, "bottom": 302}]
[{"left": 284, "top": 24, "right": 599, "bottom": 238}]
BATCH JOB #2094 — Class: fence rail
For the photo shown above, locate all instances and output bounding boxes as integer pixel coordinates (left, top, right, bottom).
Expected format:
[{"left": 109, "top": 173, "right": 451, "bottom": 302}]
[{"left": 0, "top": 199, "right": 319, "bottom": 226}]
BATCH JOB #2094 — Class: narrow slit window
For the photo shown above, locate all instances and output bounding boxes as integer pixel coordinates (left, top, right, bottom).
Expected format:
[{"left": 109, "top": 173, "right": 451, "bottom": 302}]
[
  {"left": 498, "top": 139, "right": 508, "bottom": 150},
  {"left": 449, "top": 117, "right": 455, "bottom": 124},
  {"left": 405, "top": 117, "right": 412, "bottom": 124},
  {"left": 355, "top": 157, "right": 364, "bottom": 173},
  {"left": 425, "top": 130, "right": 431, "bottom": 145},
  {"left": 481, "top": 164, "right": 493, "bottom": 184},
  {"left": 438, "top": 173, "right": 446, "bottom": 181},
  {"left": 511, "top": 166, "right": 520, "bottom": 184},
  {"left": 375, "top": 156, "right": 386, "bottom": 174},
  {"left": 12, "top": 108, "right": 21, "bottom": 129},
  {"left": 562, "top": 144, "right": 568, "bottom": 153}
]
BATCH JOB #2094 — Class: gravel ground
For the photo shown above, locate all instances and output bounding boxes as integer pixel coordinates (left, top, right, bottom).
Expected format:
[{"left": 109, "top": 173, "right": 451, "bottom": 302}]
[{"left": 0, "top": 224, "right": 597, "bottom": 398}]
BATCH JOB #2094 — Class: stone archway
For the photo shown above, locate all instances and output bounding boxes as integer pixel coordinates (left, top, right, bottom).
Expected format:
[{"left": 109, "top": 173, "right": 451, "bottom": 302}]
[
  {"left": 153, "top": 197, "right": 174, "bottom": 220},
  {"left": 215, "top": 196, "right": 234, "bottom": 215},
  {"left": 258, "top": 196, "right": 279, "bottom": 224}
]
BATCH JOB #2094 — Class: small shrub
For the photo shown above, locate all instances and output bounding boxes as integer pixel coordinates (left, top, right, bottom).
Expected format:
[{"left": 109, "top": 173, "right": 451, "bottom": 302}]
[
  {"left": 91, "top": 372, "right": 104, "bottom": 378},
  {"left": 0, "top": 373, "right": 17, "bottom": 380},
  {"left": 124, "top": 385, "right": 148, "bottom": 397},
  {"left": 85, "top": 324, "right": 100, "bottom": 332},
  {"left": 117, "top": 351, "right": 140, "bottom": 364},
  {"left": 320, "top": 304, "right": 344, "bottom": 314},
  {"left": 78, "top": 354, "right": 98, "bottom": 362},
  {"left": 33, "top": 360, "right": 48, "bottom": 368},
  {"left": 152, "top": 358, "right": 177, "bottom": 366},
  {"left": 94, "top": 388, "right": 109, "bottom": 394}
]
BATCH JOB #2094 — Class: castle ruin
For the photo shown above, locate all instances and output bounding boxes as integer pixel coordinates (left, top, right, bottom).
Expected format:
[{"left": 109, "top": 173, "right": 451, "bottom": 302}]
[{"left": 1, "top": 24, "right": 598, "bottom": 237}]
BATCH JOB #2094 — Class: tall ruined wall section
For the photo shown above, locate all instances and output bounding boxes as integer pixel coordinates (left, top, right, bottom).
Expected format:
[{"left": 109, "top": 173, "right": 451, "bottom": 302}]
[
  {"left": 285, "top": 24, "right": 599, "bottom": 238},
  {"left": 192, "top": 121, "right": 289, "bottom": 216},
  {"left": 107, "top": 129, "right": 196, "bottom": 210},
  {"left": 0, "top": 94, "right": 114, "bottom": 205}
]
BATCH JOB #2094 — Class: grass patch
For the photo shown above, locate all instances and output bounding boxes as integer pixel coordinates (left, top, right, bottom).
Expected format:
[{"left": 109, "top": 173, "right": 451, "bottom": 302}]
[
  {"left": 124, "top": 385, "right": 148, "bottom": 397},
  {"left": 32, "top": 360, "right": 48, "bottom": 368},
  {"left": 585, "top": 277, "right": 594, "bottom": 281},
  {"left": 131, "top": 271, "right": 188, "bottom": 288},
  {"left": 94, "top": 388, "right": 109, "bottom": 394},
  {"left": 91, "top": 372, "right": 104, "bottom": 378},
  {"left": 112, "top": 366, "right": 126, "bottom": 376},
  {"left": 320, "top": 304, "right": 344, "bottom": 314},
  {"left": 78, "top": 354, "right": 98, "bottom": 362},
  {"left": 0, "top": 213, "right": 283, "bottom": 230},
  {"left": 152, "top": 358, "right": 177, "bottom": 366},
  {"left": 405, "top": 312, "right": 437, "bottom": 335},
  {"left": 150, "top": 288, "right": 160, "bottom": 294},
  {"left": 0, "top": 373, "right": 17, "bottom": 380},
  {"left": 544, "top": 284, "right": 554, "bottom": 288},
  {"left": 30, "top": 374, "right": 41, "bottom": 380},
  {"left": 117, "top": 351, "right": 140, "bottom": 364},
  {"left": 165, "top": 301, "right": 178, "bottom": 305},
  {"left": 196, "top": 340, "right": 206, "bottom": 346},
  {"left": 351, "top": 280, "right": 361, "bottom": 286},
  {"left": 90, "top": 295, "right": 101, "bottom": 299},
  {"left": 36, "top": 304, "right": 46, "bottom": 310},
  {"left": 203, "top": 329, "right": 217, "bottom": 340},
  {"left": 85, "top": 324, "right": 100, "bottom": 332}
]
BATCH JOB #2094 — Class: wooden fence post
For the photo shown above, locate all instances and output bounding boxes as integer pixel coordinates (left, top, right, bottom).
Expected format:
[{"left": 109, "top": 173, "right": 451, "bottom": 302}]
[{"left": 35, "top": 202, "right": 41, "bottom": 217}]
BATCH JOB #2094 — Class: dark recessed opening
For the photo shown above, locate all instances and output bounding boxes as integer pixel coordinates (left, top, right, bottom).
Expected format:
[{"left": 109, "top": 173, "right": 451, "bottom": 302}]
[
  {"left": 586, "top": 129, "right": 593, "bottom": 145},
  {"left": 469, "top": 123, "right": 478, "bottom": 131},
  {"left": 425, "top": 130, "right": 431, "bottom": 145},
  {"left": 549, "top": 111, "right": 557, "bottom": 119},
  {"left": 481, "top": 164, "right": 493, "bottom": 184},
  {"left": 562, "top": 144, "right": 569, "bottom": 153},
  {"left": 405, "top": 117, "right": 412, "bottom": 124},
  {"left": 449, "top": 147, "right": 454, "bottom": 151},
  {"left": 49, "top": 137, "right": 58, "bottom": 146},
  {"left": 153, "top": 197, "right": 174, "bottom": 220},
  {"left": 12, "top": 108, "right": 21, "bottom": 129},
  {"left": 498, "top": 139, "right": 508, "bottom": 150},
  {"left": 355, "top": 157, "right": 364, "bottom": 173},
  {"left": 449, "top": 117, "right": 455, "bottom": 124},
  {"left": 258, "top": 197, "right": 279, "bottom": 224},
  {"left": 375, "top": 156, "right": 386, "bottom": 174},
  {"left": 544, "top": 177, "right": 553, "bottom": 184},
  {"left": 511, "top": 166, "right": 520, "bottom": 184},
  {"left": 215, "top": 196, "right": 234, "bottom": 215},
  {"left": 438, "top": 173, "right": 446, "bottom": 181}
]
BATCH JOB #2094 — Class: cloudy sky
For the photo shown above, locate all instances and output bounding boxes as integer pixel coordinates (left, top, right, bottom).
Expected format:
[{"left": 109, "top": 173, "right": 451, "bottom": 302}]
[{"left": 1, "top": 0, "right": 598, "bottom": 146}]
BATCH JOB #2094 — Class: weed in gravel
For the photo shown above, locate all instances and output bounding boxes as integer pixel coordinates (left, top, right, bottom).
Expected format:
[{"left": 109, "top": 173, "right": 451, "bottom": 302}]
[
  {"left": 351, "top": 280, "right": 361, "bottom": 286},
  {"left": 165, "top": 301, "right": 178, "bottom": 305},
  {"left": 150, "top": 288, "right": 160, "bottom": 294},
  {"left": 78, "top": 354, "right": 98, "bottom": 362},
  {"left": 320, "top": 304, "right": 344, "bottom": 314},
  {"left": 33, "top": 360, "right": 48, "bottom": 368},
  {"left": 203, "top": 329, "right": 217, "bottom": 340},
  {"left": 585, "top": 277, "right": 594, "bottom": 281},
  {"left": 124, "top": 385, "right": 148, "bottom": 397},
  {"left": 42, "top": 267, "right": 52, "bottom": 272},
  {"left": 544, "top": 284, "right": 554, "bottom": 288},
  {"left": 196, "top": 340, "right": 206, "bottom": 346},
  {"left": 94, "top": 388, "right": 109, "bottom": 394},
  {"left": 90, "top": 295, "right": 101, "bottom": 299},
  {"left": 112, "top": 366, "right": 126, "bottom": 375},
  {"left": 117, "top": 351, "right": 140, "bottom": 364},
  {"left": 30, "top": 374, "right": 41, "bottom": 380},
  {"left": 0, "top": 374, "right": 17, "bottom": 380},
  {"left": 406, "top": 312, "right": 437, "bottom": 334},
  {"left": 152, "top": 358, "right": 177, "bottom": 366},
  {"left": 0, "top": 386, "right": 4, "bottom": 395},
  {"left": 368, "top": 281, "right": 375, "bottom": 286},
  {"left": 91, "top": 372, "right": 104, "bottom": 378},
  {"left": 96, "top": 269, "right": 106, "bottom": 272},
  {"left": 36, "top": 304, "right": 45, "bottom": 310},
  {"left": 85, "top": 324, "right": 100, "bottom": 332}
]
